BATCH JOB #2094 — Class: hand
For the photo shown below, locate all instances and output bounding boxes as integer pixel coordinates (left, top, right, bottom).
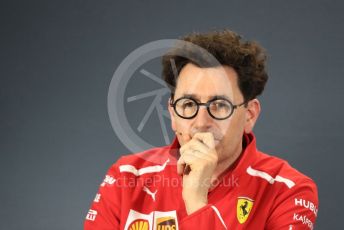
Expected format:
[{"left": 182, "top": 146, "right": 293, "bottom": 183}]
[{"left": 177, "top": 132, "right": 218, "bottom": 215}]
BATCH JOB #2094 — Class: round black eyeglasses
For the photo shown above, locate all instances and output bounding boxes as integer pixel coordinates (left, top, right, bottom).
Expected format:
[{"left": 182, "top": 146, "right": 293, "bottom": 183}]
[{"left": 170, "top": 97, "right": 247, "bottom": 120}]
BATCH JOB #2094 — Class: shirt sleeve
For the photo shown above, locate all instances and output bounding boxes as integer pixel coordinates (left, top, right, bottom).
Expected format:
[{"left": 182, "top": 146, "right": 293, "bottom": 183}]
[
  {"left": 179, "top": 204, "right": 228, "bottom": 230},
  {"left": 266, "top": 179, "right": 319, "bottom": 230},
  {"left": 84, "top": 163, "right": 121, "bottom": 230}
]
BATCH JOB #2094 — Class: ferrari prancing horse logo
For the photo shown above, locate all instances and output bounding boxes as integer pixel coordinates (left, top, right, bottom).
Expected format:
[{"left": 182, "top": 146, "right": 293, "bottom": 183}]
[{"left": 237, "top": 197, "right": 254, "bottom": 224}]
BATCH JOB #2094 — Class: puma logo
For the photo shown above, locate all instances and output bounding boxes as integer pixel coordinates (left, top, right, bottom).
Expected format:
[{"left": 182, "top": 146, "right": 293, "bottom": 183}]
[{"left": 143, "top": 186, "right": 157, "bottom": 201}]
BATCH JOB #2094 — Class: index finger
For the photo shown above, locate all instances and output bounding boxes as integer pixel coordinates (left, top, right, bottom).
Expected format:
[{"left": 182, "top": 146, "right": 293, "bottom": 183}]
[{"left": 192, "top": 132, "right": 215, "bottom": 149}]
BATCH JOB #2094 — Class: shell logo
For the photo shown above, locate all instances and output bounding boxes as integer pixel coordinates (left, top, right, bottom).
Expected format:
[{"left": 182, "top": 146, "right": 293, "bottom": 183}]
[{"left": 128, "top": 219, "right": 149, "bottom": 230}]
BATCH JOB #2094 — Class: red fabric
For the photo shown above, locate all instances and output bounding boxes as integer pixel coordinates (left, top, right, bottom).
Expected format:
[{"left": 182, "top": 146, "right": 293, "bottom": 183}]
[{"left": 84, "top": 133, "right": 318, "bottom": 230}]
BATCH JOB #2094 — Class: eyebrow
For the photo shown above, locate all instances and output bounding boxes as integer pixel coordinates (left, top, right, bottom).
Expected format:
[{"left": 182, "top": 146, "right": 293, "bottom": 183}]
[{"left": 181, "top": 93, "right": 232, "bottom": 102}]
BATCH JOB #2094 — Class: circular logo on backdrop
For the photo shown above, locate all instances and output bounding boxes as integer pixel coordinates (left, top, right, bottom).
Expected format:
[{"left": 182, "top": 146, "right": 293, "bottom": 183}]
[{"left": 107, "top": 39, "right": 229, "bottom": 161}]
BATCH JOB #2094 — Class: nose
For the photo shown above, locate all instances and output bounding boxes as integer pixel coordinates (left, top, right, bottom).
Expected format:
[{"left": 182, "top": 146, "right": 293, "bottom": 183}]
[{"left": 193, "top": 106, "right": 213, "bottom": 130}]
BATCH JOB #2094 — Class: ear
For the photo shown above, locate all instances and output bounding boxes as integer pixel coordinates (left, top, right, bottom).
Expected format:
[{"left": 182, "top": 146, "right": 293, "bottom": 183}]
[
  {"left": 168, "top": 98, "right": 177, "bottom": 132},
  {"left": 244, "top": 99, "right": 261, "bottom": 134}
]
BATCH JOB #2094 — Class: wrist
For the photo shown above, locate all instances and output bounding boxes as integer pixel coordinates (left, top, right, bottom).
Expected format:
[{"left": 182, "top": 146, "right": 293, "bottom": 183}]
[{"left": 183, "top": 195, "right": 208, "bottom": 215}]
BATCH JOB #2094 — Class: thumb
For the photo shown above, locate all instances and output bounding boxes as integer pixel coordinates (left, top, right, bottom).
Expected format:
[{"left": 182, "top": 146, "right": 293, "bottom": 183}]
[
  {"left": 176, "top": 131, "right": 192, "bottom": 144},
  {"left": 183, "top": 133, "right": 192, "bottom": 143}
]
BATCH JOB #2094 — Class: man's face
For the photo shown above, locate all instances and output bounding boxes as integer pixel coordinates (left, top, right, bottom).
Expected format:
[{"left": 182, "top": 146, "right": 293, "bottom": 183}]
[{"left": 168, "top": 63, "right": 253, "bottom": 162}]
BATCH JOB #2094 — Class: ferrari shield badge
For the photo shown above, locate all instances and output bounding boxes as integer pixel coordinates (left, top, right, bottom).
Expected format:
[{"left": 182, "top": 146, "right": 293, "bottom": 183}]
[{"left": 237, "top": 197, "right": 254, "bottom": 224}]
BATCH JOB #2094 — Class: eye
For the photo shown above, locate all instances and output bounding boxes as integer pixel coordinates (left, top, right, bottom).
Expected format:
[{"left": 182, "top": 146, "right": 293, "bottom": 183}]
[
  {"left": 209, "top": 100, "right": 232, "bottom": 114},
  {"left": 182, "top": 100, "right": 196, "bottom": 108},
  {"left": 213, "top": 101, "right": 229, "bottom": 109},
  {"left": 214, "top": 102, "right": 228, "bottom": 108}
]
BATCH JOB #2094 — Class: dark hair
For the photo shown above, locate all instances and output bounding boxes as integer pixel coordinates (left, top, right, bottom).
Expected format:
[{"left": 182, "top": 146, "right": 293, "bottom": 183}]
[{"left": 162, "top": 29, "right": 268, "bottom": 102}]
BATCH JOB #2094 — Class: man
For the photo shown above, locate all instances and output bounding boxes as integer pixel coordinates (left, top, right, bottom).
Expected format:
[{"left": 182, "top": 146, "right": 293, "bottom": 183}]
[{"left": 85, "top": 30, "right": 318, "bottom": 229}]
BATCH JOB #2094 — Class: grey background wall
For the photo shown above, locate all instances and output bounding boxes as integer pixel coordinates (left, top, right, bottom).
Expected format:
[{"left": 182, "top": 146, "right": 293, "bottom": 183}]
[{"left": 1, "top": 0, "right": 343, "bottom": 229}]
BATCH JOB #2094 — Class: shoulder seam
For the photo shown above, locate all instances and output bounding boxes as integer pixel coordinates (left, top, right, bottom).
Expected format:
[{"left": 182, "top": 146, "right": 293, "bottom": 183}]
[
  {"left": 119, "top": 158, "right": 170, "bottom": 176},
  {"left": 246, "top": 166, "right": 296, "bottom": 189}
]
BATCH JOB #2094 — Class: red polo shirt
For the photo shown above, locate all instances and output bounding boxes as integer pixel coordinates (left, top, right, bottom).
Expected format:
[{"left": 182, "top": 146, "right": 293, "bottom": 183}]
[{"left": 85, "top": 133, "right": 318, "bottom": 229}]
